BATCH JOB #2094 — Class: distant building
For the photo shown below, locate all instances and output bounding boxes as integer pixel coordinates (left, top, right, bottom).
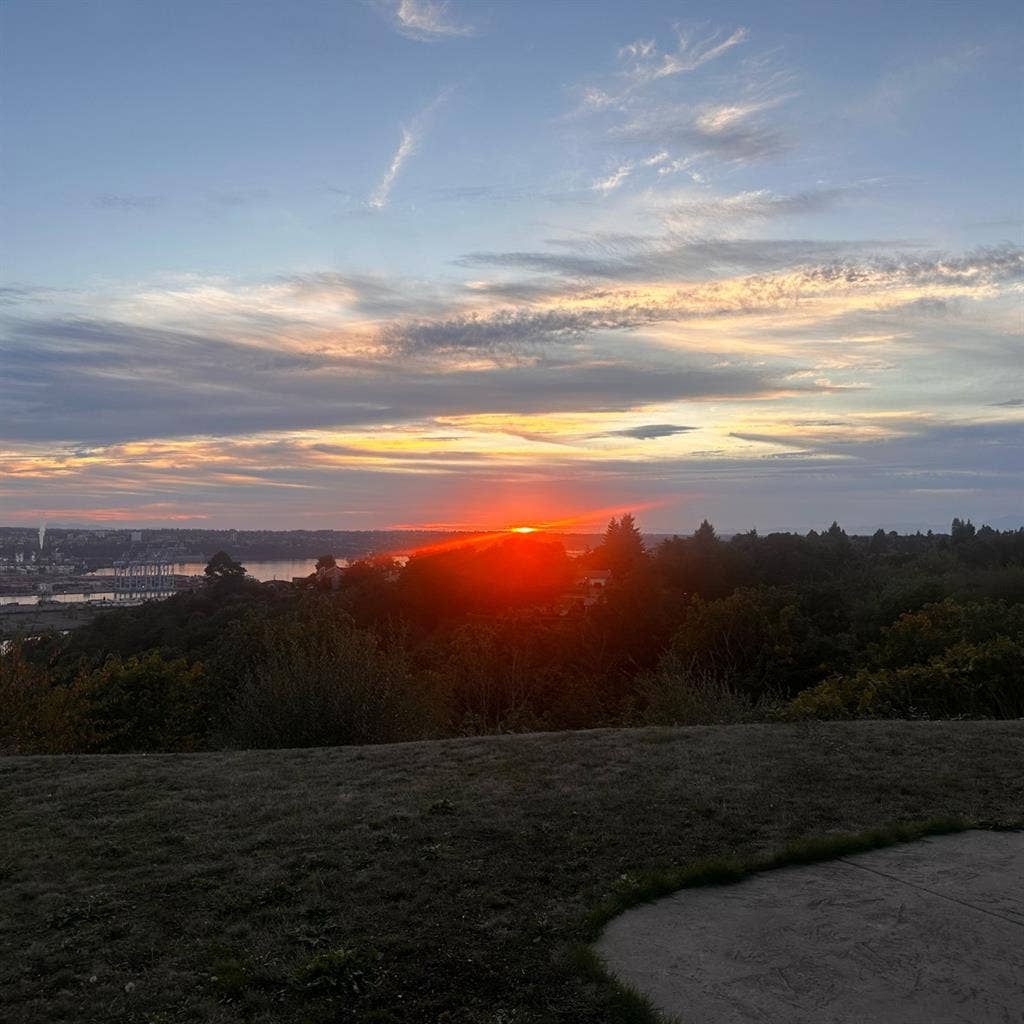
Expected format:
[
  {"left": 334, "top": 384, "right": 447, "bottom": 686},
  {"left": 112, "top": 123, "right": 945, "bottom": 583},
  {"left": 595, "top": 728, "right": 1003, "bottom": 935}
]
[
  {"left": 131, "top": 531, "right": 143, "bottom": 543},
  {"left": 315, "top": 564, "right": 345, "bottom": 590},
  {"left": 293, "top": 564, "right": 345, "bottom": 590},
  {"left": 559, "top": 568, "right": 612, "bottom": 613},
  {"left": 577, "top": 569, "right": 611, "bottom": 600},
  {"left": 112, "top": 558, "right": 175, "bottom": 600}
]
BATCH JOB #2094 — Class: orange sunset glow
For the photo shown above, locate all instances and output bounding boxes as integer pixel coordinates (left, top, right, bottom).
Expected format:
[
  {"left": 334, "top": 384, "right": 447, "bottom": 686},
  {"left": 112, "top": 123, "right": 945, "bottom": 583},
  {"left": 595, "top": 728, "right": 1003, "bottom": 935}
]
[{"left": 2, "top": 1, "right": 1019, "bottom": 536}]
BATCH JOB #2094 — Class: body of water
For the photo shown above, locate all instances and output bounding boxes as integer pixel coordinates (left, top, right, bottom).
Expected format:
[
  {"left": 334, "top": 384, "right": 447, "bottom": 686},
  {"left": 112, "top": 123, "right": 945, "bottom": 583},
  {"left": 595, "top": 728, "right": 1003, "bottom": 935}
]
[
  {"left": 0, "top": 560, "right": 322, "bottom": 605},
  {"left": 87, "top": 559, "right": 322, "bottom": 582},
  {"left": 182, "top": 559, "right": 322, "bottom": 581},
  {"left": 0, "top": 592, "right": 118, "bottom": 606}
]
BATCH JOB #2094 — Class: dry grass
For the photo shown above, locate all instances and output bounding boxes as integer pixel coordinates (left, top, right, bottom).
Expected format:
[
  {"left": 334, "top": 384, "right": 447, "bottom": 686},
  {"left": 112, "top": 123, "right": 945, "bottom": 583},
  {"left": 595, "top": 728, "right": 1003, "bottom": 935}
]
[{"left": 3, "top": 720, "right": 1023, "bottom": 1023}]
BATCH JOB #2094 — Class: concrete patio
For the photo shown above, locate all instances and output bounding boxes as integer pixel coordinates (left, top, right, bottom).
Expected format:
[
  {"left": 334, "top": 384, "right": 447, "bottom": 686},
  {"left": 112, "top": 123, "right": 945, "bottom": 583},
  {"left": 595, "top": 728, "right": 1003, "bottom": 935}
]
[{"left": 597, "top": 830, "right": 1024, "bottom": 1023}]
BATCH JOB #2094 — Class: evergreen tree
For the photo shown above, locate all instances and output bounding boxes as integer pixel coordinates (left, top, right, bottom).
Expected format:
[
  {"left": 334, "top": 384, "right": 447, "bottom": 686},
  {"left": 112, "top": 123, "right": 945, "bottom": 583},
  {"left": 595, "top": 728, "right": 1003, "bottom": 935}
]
[
  {"left": 597, "top": 513, "right": 646, "bottom": 576},
  {"left": 694, "top": 519, "right": 717, "bottom": 543},
  {"left": 951, "top": 517, "right": 976, "bottom": 543}
]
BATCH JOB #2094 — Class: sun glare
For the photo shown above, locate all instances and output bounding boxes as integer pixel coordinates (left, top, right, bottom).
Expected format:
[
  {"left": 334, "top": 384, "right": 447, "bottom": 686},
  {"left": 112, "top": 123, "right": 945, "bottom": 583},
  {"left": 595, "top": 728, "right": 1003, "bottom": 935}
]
[{"left": 510, "top": 526, "right": 537, "bottom": 533}]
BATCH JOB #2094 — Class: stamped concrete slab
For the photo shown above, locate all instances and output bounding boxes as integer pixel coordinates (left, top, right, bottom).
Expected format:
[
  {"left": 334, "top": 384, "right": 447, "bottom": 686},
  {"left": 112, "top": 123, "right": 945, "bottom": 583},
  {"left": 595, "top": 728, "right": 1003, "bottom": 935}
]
[{"left": 596, "top": 831, "right": 1024, "bottom": 1024}]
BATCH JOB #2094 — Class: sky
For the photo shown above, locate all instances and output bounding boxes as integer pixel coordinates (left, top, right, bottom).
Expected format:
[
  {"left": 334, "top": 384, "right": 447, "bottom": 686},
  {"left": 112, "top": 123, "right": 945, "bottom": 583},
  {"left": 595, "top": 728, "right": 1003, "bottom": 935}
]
[{"left": 1, "top": 0, "right": 1022, "bottom": 534}]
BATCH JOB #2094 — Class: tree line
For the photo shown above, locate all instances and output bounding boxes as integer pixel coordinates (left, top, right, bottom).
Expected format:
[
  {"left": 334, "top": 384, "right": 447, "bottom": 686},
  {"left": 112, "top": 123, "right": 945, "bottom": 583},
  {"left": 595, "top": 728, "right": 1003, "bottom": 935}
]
[{"left": 3, "top": 515, "right": 1023, "bottom": 753}]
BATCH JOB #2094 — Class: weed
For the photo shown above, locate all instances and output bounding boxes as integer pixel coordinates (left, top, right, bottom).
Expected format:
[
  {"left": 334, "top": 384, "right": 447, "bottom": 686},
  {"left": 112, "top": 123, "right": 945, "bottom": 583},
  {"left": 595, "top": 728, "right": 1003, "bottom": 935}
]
[{"left": 292, "top": 944, "right": 378, "bottom": 997}]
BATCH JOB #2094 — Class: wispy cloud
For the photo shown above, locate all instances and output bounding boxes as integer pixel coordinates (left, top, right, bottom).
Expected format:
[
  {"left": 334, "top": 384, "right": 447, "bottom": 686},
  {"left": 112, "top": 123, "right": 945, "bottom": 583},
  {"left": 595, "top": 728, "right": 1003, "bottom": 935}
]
[
  {"left": 591, "top": 151, "right": 673, "bottom": 192},
  {"left": 459, "top": 236, "right": 905, "bottom": 281},
  {"left": 369, "top": 89, "right": 452, "bottom": 209},
  {"left": 850, "top": 43, "right": 986, "bottom": 124},
  {"left": 370, "top": 128, "right": 419, "bottom": 209},
  {"left": 566, "top": 22, "right": 796, "bottom": 187},
  {"left": 94, "top": 193, "right": 164, "bottom": 211},
  {"left": 614, "top": 95, "right": 791, "bottom": 163},
  {"left": 660, "top": 187, "right": 846, "bottom": 228},
  {"left": 568, "top": 24, "right": 749, "bottom": 119},
  {"left": 623, "top": 25, "right": 749, "bottom": 85},
  {"left": 383, "top": 0, "right": 475, "bottom": 42},
  {"left": 4, "top": 248, "right": 1020, "bottom": 528},
  {"left": 592, "top": 162, "right": 636, "bottom": 193}
]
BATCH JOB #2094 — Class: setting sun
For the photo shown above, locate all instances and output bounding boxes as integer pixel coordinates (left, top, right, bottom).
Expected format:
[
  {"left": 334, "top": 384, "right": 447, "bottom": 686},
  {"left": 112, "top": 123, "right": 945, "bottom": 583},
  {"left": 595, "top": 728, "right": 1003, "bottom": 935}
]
[{"left": 510, "top": 526, "right": 538, "bottom": 533}]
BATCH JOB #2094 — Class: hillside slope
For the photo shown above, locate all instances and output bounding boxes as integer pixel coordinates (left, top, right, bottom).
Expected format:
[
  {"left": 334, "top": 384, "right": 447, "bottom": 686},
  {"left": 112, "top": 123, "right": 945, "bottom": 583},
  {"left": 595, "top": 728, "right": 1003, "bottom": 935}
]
[{"left": 3, "top": 721, "right": 1023, "bottom": 1023}]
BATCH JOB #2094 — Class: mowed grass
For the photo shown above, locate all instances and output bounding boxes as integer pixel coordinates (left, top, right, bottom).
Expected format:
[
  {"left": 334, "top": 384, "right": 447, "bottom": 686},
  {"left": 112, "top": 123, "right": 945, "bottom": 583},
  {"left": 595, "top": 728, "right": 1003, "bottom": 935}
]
[{"left": 3, "top": 721, "right": 1023, "bottom": 1024}]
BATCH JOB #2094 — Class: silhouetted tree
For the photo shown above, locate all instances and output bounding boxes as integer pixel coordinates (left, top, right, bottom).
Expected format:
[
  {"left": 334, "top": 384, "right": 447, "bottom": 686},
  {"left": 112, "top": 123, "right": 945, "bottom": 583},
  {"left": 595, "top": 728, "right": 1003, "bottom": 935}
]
[
  {"left": 694, "top": 519, "right": 717, "bottom": 544},
  {"left": 315, "top": 554, "right": 337, "bottom": 571},
  {"left": 204, "top": 551, "right": 246, "bottom": 582},
  {"left": 951, "top": 517, "right": 976, "bottom": 543},
  {"left": 596, "top": 513, "right": 646, "bottom": 576}
]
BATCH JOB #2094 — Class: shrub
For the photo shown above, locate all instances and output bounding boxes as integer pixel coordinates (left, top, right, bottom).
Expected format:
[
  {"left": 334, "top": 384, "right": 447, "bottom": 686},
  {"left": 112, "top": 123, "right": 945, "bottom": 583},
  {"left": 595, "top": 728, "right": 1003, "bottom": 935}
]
[
  {"left": 792, "top": 599, "right": 1024, "bottom": 720},
  {"left": 0, "top": 642, "right": 95, "bottom": 754},
  {"left": 660, "top": 588, "right": 818, "bottom": 699},
  {"left": 421, "top": 613, "right": 613, "bottom": 735},
  {"left": 791, "top": 636, "right": 1024, "bottom": 720},
  {"left": 868, "top": 598, "right": 1024, "bottom": 669},
  {"left": 221, "top": 606, "right": 429, "bottom": 748},
  {"left": 636, "top": 666, "right": 784, "bottom": 726},
  {"left": 70, "top": 653, "right": 207, "bottom": 752},
  {"left": 0, "top": 645, "right": 203, "bottom": 754}
]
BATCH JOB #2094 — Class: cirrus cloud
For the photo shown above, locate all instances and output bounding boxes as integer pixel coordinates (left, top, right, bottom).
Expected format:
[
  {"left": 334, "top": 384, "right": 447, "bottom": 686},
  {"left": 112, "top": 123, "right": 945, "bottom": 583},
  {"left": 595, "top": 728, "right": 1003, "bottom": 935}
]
[{"left": 382, "top": 0, "right": 475, "bottom": 42}]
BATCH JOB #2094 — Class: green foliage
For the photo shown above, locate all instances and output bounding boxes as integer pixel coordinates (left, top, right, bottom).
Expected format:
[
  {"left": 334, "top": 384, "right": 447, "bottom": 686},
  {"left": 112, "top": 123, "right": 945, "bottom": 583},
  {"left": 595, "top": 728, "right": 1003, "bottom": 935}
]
[
  {"left": 652, "top": 522, "right": 739, "bottom": 599},
  {"left": 636, "top": 668, "right": 784, "bottom": 727},
  {"left": 658, "top": 587, "right": 818, "bottom": 699},
  {"left": 221, "top": 603, "right": 429, "bottom": 748},
  {"left": 951, "top": 517, "right": 977, "bottom": 543},
  {"left": 0, "top": 641, "right": 96, "bottom": 754},
  {"left": 293, "top": 945, "right": 379, "bottom": 996},
  {"left": 71, "top": 653, "right": 208, "bottom": 753},
  {"left": 792, "top": 599, "right": 1024, "bottom": 719},
  {"left": 422, "top": 611, "right": 615, "bottom": 734},
  {"left": 0, "top": 645, "right": 205, "bottom": 754},
  {"left": 205, "top": 550, "right": 247, "bottom": 581},
  {"left": 5, "top": 520, "right": 1024, "bottom": 753}
]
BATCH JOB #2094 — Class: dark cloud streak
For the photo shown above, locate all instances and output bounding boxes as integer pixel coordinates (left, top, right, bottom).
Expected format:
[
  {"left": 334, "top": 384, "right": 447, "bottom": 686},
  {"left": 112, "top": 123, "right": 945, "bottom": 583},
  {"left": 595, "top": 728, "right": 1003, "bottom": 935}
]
[
  {"left": 1, "top": 315, "right": 821, "bottom": 445},
  {"left": 601, "top": 423, "right": 698, "bottom": 439}
]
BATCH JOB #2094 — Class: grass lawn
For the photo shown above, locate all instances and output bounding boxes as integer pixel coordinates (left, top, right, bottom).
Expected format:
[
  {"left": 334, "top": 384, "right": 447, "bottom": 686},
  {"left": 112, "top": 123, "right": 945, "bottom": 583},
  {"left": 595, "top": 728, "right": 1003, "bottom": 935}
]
[{"left": 3, "top": 720, "right": 1023, "bottom": 1024}]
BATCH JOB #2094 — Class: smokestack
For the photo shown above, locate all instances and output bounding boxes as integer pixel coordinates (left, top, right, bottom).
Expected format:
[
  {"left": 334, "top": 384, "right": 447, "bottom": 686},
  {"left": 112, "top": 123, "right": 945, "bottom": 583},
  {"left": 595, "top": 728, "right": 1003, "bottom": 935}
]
[{"left": 38, "top": 520, "right": 46, "bottom": 550}]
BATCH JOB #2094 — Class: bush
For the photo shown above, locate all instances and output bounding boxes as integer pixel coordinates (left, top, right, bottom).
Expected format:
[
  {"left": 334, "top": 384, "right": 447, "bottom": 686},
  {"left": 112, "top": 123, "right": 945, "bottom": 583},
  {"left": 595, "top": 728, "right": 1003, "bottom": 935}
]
[
  {"left": 221, "top": 606, "right": 429, "bottom": 748},
  {"left": 791, "top": 636, "right": 1024, "bottom": 720},
  {"left": 0, "top": 646, "right": 204, "bottom": 754},
  {"left": 0, "top": 642, "right": 95, "bottom": 754},
  {"left": 71, "top": 653, "right": 206, "bottom": 752},
  {"left": 791, "top": 599, "right": 1024, "bottom": 719},
  {"left": 636, "top": 666, "right": 783, "bottom": 726},
  {"left": 421, "top": 613, "right": 615, "bottom": 735},
  {"left": 660, "top": 588, "right": 818, "bottom": 699}
]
